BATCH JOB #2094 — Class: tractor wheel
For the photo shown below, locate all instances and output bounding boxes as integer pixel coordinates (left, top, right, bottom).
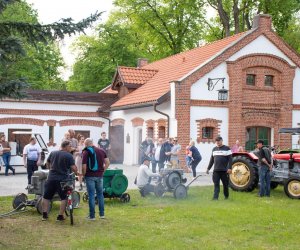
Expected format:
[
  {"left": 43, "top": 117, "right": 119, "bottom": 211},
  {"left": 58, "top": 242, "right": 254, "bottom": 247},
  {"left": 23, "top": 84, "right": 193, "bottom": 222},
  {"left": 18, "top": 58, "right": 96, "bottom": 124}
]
[
  {"left": 173, "top": 184, "right": 187, "bottom": 199},
  {"left": 229, "top": 156, "right": 258, "bottom": 192},
  {"left": 120, "top": 193, "right": 130, "bottom": 203},
  {"left": 165, "top": 171, "right": 182, "bottom": 190},
  {"left": 36, "top": 197, "right": 52, "bottom": 214},
  {"left": 12, "top": 193, "right": 28, "bottom": 210},
  {"left": 284, "top": 178, "right": 300, "bottom": 199},
  {"left": 270, "top": 181, "right": 279, "bottom": 190},
  {"left": 154, "top": 183, "right": 165, "bottom": 197}
]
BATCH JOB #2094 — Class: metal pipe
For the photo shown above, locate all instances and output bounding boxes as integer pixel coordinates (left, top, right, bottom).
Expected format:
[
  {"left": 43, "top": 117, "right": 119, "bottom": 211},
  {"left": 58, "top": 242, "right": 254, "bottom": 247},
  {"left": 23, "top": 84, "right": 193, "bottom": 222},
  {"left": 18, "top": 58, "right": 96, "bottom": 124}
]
[{"left": 154, "top": 103, "right": 170, "bottom": 137}]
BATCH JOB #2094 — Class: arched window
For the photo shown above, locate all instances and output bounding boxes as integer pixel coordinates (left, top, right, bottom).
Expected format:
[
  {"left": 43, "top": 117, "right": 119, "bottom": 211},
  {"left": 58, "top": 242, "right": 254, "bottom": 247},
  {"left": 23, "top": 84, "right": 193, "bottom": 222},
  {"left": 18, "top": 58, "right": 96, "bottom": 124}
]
[{"left": 158, "top": 126, "right": 166, "bottom": 139}]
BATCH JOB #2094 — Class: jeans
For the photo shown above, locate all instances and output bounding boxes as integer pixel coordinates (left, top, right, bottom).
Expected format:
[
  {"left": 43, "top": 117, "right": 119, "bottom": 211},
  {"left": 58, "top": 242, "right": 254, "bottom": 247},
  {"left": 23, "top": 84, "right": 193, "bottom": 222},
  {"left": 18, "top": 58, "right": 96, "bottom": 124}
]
[
  {"left": 85, "top": 176, "right": 104, "bottom": 218},
  {"left": 2, "top": 152, "right": 14, "bottom": 176},
  {"left": 27, "top": 160, "right": 38, "bottom": 184},
  {"left": 212, "top": 171, "right": 229, "bottom": 199},
  {"left": 259, "top": 166, "right": 271, "bottom": 197},
  {"left": 191, "top": 158, "right": 201, "bottom": 177}
]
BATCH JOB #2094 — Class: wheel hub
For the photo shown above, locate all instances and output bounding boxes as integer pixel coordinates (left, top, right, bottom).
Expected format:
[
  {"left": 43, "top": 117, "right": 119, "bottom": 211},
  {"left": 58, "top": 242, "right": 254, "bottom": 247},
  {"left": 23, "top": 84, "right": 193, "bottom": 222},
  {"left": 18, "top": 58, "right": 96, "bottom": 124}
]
[
  {"left": 288, "top": 180, "right": 300, "bottom": 197},
  {"left": 230, "top": 163, "right": 250, "bottom": 187}
]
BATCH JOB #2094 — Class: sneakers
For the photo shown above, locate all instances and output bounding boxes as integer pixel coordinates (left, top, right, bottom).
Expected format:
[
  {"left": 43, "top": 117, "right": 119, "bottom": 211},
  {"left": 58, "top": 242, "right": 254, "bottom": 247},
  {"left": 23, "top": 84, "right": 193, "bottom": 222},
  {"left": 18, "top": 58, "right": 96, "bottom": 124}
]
[
  {"left": 56, "top": 215, "right": 65, "bottom": 221},
  {"left": 100, "top": 216, "right": 105, "bottom": 219},
  {"left": 42, "top": 212, "right": 48, "bottom": 221},
  {"left": 86, "top": 216, "right": 96, "bottom": 221}
]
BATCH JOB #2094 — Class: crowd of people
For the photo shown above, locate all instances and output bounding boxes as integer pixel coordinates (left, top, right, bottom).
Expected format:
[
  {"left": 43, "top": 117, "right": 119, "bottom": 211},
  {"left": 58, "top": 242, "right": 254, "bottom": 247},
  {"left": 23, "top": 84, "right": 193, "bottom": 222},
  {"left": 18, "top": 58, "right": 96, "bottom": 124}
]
[{"left": 0, "top": 128, "right": 277, "bottom": 221}]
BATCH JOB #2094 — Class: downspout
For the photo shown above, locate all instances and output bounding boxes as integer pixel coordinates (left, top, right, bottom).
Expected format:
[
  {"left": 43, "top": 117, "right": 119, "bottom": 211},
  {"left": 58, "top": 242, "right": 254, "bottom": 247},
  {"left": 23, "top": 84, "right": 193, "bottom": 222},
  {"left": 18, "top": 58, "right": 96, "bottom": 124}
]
[{"left": 154, "top": 103, "right": 170, "bottom": 137}]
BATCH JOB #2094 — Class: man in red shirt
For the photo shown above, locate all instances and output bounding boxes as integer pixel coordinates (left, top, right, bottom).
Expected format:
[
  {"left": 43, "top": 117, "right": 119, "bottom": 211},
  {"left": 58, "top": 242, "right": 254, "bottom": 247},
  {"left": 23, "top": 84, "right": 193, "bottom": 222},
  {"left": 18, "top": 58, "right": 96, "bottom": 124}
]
[{"left": 82, "top": 138, "right": 110, "bottom": 220}]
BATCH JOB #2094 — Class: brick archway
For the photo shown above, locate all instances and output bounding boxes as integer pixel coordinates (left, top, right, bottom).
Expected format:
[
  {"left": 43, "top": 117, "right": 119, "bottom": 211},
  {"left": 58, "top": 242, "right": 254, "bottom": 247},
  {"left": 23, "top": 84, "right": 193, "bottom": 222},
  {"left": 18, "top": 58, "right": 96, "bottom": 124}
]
[
  {"left": 59, "top": 119, "right": 104, "bottom": 127},
  {"left": 0, "top": 117, "right": 45, "bottom": 126},
  {"left": 131, "top": 117, "right": 144, "bottom": 127},
  {"left": 111, "top": 118, "right": 125, "bottom": 127}
]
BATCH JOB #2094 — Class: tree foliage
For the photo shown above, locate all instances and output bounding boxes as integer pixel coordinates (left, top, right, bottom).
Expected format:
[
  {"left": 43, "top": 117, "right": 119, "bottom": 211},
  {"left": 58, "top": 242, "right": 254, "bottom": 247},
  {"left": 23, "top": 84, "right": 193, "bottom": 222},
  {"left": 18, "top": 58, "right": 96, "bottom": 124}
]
[
  {"left": 67, "top": 22, "right": 140, "bottom": 92},
  {"left": 0, "top": 0, "right": 101, "bottom": 99}
]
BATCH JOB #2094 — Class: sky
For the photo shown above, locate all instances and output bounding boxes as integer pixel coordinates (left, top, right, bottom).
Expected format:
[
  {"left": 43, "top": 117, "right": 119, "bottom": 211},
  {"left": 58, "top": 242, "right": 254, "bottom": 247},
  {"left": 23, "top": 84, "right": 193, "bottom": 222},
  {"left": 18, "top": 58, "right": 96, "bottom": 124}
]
[{"left": 25, "top": 0, "right": 114, "bottom": 79}]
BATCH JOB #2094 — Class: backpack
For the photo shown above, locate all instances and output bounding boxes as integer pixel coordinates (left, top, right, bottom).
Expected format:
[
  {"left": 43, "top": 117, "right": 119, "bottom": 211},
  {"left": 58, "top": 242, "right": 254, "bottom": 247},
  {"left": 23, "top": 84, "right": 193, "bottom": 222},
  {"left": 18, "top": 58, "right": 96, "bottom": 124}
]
[
  {"left": 84, "top": 146, "right": 98, "bottom": 171},
  {"left": 262, "top": 147, "right": 272, "bottom": 165}
]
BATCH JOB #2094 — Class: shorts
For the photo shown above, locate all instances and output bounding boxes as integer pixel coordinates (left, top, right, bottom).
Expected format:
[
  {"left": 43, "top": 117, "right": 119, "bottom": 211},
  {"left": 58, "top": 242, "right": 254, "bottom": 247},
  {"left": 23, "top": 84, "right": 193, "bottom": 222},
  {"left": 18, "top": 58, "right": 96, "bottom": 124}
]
[{"left": 43, "top": 179, "right": 67, "bottom": 200}]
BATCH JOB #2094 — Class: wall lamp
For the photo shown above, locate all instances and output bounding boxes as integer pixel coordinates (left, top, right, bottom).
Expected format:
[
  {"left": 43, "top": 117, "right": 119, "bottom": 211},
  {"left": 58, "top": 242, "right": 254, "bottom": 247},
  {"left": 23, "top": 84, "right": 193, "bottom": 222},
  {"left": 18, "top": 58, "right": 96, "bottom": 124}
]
[{"left": 207, "top": 77, "right": 228, "bottom": 101}]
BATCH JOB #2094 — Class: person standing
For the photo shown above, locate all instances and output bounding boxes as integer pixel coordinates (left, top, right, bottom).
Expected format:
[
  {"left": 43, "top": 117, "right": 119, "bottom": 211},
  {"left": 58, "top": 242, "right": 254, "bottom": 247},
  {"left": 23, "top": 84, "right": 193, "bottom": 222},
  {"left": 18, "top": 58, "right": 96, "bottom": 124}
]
[
  {"left": 170, "top": 138, "right": 181, "bottom": 169},
  {"left": 23, "top": 137, "right": 42, "bottom": 188},
  {"left": 42, "top": 140, "right": 78, "bottom": 221},
  {"left": 140, "top": 137, "right": 154, "bottom": 164},
  {"left": 68, "top": 129, "right": 78, "bottom": 153},
  {"left": 75, "top": 134, "right": 85, "bottom": 191},
  {"left": 97, "top": 132, "right": 110, "bottom": 153},
  {"left": 136, "top": 156, "right": 160, "bottom": 197},
  {"left": 82, "top": 138, "right": 110, "bottom": 220},
  {"left": 0, "top": 134, "right": 15, "bottom": 176},
  {"left": 206, "top": 136, "right": 232, "bottom": 200},
  {"left": 231, "top": 140, "right": 243, "bottom": 153},
  {"left": 188, "top": 141, "right": 202, "bottom": 178},
  {"left": 152, "top": 138, "right": 164, "bottom": 173},
  {"left": 256, "top": 140, "right": 272, "bottom": 197}
]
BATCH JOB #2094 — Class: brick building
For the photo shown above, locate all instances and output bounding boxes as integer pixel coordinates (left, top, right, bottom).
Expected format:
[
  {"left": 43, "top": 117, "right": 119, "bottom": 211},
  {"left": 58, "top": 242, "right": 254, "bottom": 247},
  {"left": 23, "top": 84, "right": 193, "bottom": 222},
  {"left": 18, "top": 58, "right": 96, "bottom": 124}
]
[
  {"left": 1, "top": 14, "right": 300, "bottom": 169},
  {"left": 104, "top": 14, "right": 300, "bottom": 169}
]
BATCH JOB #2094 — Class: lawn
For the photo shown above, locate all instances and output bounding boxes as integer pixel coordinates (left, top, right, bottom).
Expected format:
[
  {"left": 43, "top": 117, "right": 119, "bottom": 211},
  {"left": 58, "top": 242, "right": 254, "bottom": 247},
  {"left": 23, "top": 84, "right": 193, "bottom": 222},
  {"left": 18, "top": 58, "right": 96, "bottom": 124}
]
[{"left": 0, "top": 186, "right": 299, "bottom": 250}]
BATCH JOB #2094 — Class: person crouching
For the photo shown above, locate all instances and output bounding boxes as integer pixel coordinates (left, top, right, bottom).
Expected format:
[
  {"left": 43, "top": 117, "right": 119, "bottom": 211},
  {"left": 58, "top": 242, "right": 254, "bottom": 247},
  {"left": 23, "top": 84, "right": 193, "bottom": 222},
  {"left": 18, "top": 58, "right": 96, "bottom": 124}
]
[{"left": 136, "top": 156, "right": 160, "bottom": 197}]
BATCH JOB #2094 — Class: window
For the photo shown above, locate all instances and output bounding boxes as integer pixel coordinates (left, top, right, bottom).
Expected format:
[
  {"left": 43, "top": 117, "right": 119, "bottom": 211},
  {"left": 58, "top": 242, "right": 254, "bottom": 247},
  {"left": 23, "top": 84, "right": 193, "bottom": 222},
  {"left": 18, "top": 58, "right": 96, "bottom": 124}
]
[
  {"left": 246, "top": 74, "right": 256, "bottom": 86},
  {"left": 74, "top": 130, "right": 90, "bottom": 140},
  {"left": 202, "top": 127, "right": 213, "bottom": 139},
  {"left": 49, "top": 126, "right": 54, "bottom": 140},
  {"left": 158, "top": 126, "right": 166, "bottom": 139},
  {"left": 265, "top": 75, "right": 273, "bottom": 86},
  {"left": 8, "top": 129, "right": 31, "bottom": 155},
  {"left": 147, "top": 127, "right": 154, "bottom": 139}
]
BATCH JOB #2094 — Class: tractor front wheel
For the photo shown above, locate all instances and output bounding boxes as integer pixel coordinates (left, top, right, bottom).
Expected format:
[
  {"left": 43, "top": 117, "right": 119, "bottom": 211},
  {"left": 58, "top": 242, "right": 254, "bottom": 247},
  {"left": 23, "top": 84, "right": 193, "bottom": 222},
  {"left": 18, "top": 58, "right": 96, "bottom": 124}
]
[
  {"left": 284, "top": 178, "right": 300, "bottom": 199},
  {"left": 229, "top": 156, "right": 258, "bottom": 192}
]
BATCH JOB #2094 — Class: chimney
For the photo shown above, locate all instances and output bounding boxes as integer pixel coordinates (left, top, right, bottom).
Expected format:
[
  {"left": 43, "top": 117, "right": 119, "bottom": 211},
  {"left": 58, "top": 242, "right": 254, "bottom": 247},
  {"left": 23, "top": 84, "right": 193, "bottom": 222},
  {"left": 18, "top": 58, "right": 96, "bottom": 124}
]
[
  {"left": 252, "top": 14, "right": 272, "bottom": 31},
  {"left": 137, "top": 58, "right": 148, "bottom": 68}
]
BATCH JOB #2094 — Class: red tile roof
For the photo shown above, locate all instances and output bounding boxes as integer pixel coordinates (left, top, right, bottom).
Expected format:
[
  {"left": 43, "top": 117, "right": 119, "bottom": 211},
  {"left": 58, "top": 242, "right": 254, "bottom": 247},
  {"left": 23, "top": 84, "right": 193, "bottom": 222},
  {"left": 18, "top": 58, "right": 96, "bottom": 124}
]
[
  {"left": 111, "top": 31, "right": 249, "bottom": 108},
  {"left": 117, "top": 66, "right": 158, "bottom": 86}
]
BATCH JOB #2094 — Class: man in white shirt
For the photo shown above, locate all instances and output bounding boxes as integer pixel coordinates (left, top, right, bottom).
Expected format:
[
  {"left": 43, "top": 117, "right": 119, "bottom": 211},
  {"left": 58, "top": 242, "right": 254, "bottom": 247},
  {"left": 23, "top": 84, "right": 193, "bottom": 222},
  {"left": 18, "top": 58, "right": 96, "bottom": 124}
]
[
  {"left": 23, "top": 137, "right": 42, "bottom": 188},
  {"left": 136, "top": 156, "right": 160, "bottom": 197},
  {"left": 152, "top": 138, "right": 164, "bottom": 173}
]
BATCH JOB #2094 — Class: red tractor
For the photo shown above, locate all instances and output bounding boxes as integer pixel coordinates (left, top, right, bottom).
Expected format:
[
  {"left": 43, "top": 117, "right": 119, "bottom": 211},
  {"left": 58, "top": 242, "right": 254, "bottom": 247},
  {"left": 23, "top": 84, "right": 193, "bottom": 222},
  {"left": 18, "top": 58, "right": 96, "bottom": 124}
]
[{"left": 229, "top": 128, "right": 300, "bottom": 199}]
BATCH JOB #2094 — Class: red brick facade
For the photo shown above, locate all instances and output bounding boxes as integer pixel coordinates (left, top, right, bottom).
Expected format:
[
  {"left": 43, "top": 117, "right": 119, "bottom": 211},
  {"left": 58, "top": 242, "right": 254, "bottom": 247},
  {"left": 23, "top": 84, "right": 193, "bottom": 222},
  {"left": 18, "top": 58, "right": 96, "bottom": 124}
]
[{"left": 175, "top": 15, "right": 299, "bottom": 162}]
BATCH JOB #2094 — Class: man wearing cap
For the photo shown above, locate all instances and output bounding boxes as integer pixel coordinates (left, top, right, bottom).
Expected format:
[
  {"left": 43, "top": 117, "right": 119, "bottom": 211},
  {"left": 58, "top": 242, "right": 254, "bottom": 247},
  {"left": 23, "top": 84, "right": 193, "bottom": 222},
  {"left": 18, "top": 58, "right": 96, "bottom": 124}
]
[
  {"left": 206, "top": 136, "right": 232, "bottom": 200},
  {"left": 136, "top": 156, "right": 160, "bottom": 197},
  {"left": 256, "top": 140, "right": 272, "bottom": 197}
]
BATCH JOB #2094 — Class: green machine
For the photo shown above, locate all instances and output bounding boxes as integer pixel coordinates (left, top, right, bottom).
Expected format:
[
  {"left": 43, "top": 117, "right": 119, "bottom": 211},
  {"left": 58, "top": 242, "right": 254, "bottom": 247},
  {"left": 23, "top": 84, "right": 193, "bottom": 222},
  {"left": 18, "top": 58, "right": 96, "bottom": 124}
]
[{"left": 83, "top": 169, "right": 130, "bottom": 203}]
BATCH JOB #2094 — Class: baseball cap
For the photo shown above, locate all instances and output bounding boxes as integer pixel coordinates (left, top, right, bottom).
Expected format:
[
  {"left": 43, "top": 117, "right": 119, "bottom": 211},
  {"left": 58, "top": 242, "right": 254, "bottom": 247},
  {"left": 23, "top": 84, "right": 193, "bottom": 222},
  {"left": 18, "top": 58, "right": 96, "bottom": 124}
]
[
  {"left": 256, "top": 139, "right": 264, "bottom": 144},
  {"left": 215, "top": 136, "right": 223, "bottom": 141}
]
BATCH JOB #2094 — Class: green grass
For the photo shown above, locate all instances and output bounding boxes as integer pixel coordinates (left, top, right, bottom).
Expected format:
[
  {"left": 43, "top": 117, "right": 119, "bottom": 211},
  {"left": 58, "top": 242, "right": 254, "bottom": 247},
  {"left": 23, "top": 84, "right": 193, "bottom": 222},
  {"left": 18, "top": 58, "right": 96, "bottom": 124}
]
[{"left": 0, "top": 186, "right": 299, "bottom": 250}]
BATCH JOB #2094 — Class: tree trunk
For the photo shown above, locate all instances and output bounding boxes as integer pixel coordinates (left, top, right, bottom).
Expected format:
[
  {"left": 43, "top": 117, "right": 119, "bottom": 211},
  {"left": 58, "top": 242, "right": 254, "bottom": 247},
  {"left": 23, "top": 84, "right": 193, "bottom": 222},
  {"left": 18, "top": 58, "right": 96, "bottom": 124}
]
[
  {"left": 216, "top": 0, "right": 230, "bottom": 37},
  {"left": 233, "top": 0, "right": 240, "bottom": 34}
]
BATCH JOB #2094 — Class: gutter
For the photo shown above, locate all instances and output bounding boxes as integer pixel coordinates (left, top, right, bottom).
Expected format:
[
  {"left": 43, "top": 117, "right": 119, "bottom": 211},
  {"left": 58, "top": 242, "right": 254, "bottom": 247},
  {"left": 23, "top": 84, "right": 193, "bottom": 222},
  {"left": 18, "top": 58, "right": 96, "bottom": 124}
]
[{"left": 154, "top": 91, "right": 171, "bottom": 137}]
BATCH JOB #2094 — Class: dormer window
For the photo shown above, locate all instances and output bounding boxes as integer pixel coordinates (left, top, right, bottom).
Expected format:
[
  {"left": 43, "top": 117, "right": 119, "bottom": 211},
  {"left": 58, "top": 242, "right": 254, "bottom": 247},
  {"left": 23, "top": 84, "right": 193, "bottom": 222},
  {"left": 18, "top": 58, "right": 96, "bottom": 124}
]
[
  {"left": 265, "top": 75, "right": 273, "bottom": 86},
  {"left": 246, "top": 74, "right": 256, "bottom": 86}
]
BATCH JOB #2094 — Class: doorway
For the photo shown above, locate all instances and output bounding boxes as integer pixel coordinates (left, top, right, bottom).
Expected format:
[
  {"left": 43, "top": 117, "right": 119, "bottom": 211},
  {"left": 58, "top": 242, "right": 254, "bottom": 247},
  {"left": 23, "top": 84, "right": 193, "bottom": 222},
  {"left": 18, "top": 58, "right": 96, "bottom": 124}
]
[
  {"left": 109, "top": 125, "right": 124, "bottom": 164},
  {"left": 245, "top": 126, "right": 271, "bottom": 151}
]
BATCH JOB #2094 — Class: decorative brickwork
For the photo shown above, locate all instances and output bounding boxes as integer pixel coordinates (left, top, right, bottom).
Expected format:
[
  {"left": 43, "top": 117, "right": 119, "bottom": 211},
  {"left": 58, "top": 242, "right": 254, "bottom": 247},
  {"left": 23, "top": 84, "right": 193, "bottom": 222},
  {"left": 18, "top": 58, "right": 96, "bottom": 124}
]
[
  {"left": 59, "top": 119, "right": 104, "bottom": 127},
  {"left": 111, "top": 118, "right": 125, "bottom": 126},
  {"left": 196, "top": 118, "right": 222, "bottom": 143},
  {"left": 131, "top": 117, "right": 144, "bottom": 127},
  {"left": 146, "top": 119, "right": 155, "bottom": 139},
  {"left": 46, "top": 120, "right": 57, "bottom": 126},
  {"left": 0, "top": 117, "right": 45, "bottom": 126}
]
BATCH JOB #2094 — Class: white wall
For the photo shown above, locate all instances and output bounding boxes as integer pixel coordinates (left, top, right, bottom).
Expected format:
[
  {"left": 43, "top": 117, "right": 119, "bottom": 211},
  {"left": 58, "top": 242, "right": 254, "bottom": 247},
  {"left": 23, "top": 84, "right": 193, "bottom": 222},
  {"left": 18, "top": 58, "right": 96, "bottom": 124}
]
[
  {"left": 293, "top": 68, "right": 300, "bottom": 104},
  {"left": 292, "top": 110, "right": 300, "bottom": 147},
  {"left": 191, "top": 62, "right": 229, "bottom": 100},
  {"left": 110, "top": 102, "right": 171, "bottom": 165},
  {"left": 229, "top": 35, "right": 295, "bottom": 66},
  {"left": 190, "top": 106, "right": 229, "bottom": 171}
]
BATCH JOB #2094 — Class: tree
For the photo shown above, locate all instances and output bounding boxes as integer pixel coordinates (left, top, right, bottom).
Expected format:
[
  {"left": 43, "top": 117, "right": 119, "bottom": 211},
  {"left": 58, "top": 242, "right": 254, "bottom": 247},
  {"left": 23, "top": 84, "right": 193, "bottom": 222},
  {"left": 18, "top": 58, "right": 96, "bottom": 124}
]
[
  {"left": 67, "top": 22, "right": 141, "bottom": 92},
  {"left": 0, "top": 0, "right": 102, "bottom": 99},
  {"left": 112, "top": 0, "right": 206, "bottom": 58}
]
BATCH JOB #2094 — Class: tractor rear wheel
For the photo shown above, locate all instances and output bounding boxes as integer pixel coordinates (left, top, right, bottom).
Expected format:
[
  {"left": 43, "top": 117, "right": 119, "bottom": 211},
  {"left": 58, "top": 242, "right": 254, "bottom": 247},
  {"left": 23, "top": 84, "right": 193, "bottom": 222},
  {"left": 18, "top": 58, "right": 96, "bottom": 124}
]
[
  {"left": 229, "top": 156, "right": 258, "bottom": 192},
  {"left": 284, "top": 178, "right": 300, "bottom": 199}
]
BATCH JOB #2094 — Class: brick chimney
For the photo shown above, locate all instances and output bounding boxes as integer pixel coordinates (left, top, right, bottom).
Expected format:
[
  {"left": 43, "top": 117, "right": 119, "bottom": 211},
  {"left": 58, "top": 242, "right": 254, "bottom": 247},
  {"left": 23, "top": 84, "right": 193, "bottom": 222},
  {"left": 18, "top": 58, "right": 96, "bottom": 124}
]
[
  {"left": 252, "top": 14, "right": 272, "bottom": 31},
  {"left": 137, "top": 58, "right": 148, "bottom": 68}
]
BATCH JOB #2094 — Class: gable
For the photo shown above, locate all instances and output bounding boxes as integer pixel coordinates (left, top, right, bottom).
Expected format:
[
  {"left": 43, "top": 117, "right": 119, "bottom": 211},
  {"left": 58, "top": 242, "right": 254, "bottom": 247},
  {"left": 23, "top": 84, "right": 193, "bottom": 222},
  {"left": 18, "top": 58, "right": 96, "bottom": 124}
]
[{"left": 229, "top": 35, "right": 295, "bottom": 66}]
